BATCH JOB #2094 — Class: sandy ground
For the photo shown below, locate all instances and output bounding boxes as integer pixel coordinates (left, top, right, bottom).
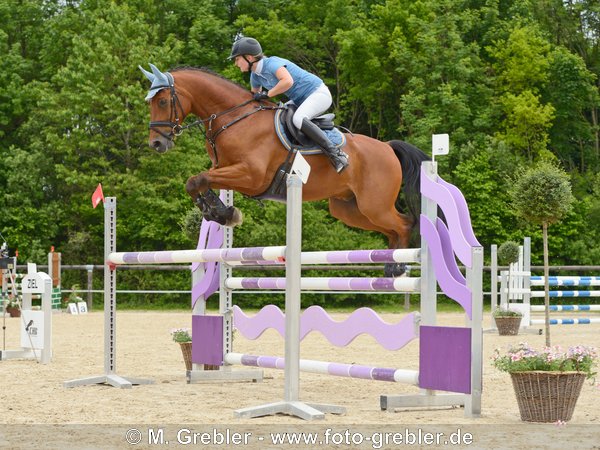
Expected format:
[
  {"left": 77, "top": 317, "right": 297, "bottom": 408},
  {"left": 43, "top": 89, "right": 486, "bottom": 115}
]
[{"left": 0, "top": 310, "right": 598, "bottom": 449}]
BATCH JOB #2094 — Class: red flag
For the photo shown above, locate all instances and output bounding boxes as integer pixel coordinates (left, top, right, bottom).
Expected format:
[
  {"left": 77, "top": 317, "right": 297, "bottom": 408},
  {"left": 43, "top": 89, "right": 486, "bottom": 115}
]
[{"left": 91, "top": 183, "right": 105, "bottom": 208}]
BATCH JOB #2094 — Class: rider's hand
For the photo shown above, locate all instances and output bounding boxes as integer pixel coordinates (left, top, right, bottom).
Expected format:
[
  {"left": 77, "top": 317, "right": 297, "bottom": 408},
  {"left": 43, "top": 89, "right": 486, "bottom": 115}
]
[{"left": 253, "top": 91, "right": 269, "bottom": 101}]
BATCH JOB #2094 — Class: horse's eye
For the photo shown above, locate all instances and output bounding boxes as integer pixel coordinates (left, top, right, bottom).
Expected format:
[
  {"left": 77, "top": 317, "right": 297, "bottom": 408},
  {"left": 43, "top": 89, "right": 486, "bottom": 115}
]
[{"left": 158, "top": 98, "right": 168, "bottom": 108}]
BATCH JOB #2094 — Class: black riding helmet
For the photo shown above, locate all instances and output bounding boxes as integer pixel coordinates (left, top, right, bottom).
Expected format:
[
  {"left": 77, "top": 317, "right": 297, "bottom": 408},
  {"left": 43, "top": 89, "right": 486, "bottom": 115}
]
[{"left": 228, "top": 37, "right": 263, "bottom": 59}]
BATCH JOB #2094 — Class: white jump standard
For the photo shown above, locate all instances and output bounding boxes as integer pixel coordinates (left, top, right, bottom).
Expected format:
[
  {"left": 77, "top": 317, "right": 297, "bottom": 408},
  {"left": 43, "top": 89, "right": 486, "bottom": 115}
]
[
  {"left": 64, "top": 197, "right": 153, "bottom": 388},
  {"left": 1, "top": 264, "right": 53, "bottom": 364}
]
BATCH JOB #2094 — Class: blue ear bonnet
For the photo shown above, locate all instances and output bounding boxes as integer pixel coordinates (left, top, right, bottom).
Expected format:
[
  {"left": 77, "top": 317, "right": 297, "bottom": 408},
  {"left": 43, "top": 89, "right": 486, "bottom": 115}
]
[{"left": 139, "top": 63, "right": 173, "bottom": 101}]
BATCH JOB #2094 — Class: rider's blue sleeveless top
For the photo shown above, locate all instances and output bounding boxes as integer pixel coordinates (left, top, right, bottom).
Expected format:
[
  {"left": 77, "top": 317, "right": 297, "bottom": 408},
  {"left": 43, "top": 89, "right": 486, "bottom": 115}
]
[{"left": 251, "top": 56, "right": 322, "bottom": 105}]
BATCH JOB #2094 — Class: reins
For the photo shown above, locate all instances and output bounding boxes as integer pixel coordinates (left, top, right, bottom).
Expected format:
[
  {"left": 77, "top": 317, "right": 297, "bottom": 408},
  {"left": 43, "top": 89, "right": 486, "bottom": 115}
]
[{"left": 149, "top": 74, "right": 282, "bottom": 166}]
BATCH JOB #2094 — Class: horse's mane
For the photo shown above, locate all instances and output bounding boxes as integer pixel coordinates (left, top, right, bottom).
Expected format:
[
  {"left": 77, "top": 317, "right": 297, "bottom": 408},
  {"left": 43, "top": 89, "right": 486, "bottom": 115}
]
[{"left": 170, "top": 66, "right": 248, "bottom": 94}]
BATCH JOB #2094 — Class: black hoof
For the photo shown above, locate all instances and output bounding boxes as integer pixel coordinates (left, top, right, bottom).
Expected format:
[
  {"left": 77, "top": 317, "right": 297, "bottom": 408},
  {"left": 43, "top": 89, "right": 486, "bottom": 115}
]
[
  {"left": 384, "top": 262, "right": 406, "bottom": 277},
  {"left": 201, "top": 206, "right": 235, "bottom": 226}
]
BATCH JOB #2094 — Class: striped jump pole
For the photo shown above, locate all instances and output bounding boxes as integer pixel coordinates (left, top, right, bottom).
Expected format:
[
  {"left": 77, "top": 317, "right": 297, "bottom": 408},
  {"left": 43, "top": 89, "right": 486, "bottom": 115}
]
[
  {"left": 224, "top": 353, "right": 419, "bottom": 385},
  {"left": 531, "top": 318, "right": 600, "bottom": 325},
  {"left": 530, "top": 276, "right": 600, "bottom": 286},
  {"left": 223, "top": 277, "right": 421, "bottom": 291},
  {"left": 531, "top": 305, "right": 600, "bottom": 312},
  {"left": 530, "top": 290, "right": 600, "bottom": 298},
  {"left": 108, "top": 247, "right": 420, "bottom": 266}
]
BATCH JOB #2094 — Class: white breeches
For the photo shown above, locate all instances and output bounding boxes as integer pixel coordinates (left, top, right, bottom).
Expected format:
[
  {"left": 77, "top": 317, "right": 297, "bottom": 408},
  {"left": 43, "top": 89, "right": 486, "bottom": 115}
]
[{"left": 292, "top": 83, "right": 333, "bottom": 129}]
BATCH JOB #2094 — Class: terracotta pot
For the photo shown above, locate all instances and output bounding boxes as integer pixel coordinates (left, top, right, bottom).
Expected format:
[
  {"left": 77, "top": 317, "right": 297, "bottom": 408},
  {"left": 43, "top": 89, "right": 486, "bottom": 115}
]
[{"left": 6, "top": 306, "right": 21, "bottom": 318}]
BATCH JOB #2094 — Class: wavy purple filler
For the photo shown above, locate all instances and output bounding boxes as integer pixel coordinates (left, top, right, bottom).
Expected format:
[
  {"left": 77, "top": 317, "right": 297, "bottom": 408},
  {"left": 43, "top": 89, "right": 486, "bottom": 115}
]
[
  {"left": 420, "top": 215, "right": 472, "bottom": 318},
  {"left": 232, "top": 305, "right": 418, "bottom": 351}
]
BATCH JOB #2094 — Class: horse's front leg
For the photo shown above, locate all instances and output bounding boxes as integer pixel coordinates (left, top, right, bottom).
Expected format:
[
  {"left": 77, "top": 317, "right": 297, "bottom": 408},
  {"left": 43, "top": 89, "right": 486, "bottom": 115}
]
[{"left": 185, "top": 172, "right": 243, "bottom": 227}]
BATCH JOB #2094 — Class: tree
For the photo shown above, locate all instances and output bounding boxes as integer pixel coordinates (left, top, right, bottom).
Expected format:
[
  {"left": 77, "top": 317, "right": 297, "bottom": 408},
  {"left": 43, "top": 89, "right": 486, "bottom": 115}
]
[{"left": 509, "top": 161, "right": 575, "bottom": 345}]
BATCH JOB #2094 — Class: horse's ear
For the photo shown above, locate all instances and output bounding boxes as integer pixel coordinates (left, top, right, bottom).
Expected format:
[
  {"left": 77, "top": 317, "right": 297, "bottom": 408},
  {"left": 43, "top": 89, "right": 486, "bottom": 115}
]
[
  {"left": 149, "top": 63, "right": 170, "bottom": 85},
  {"left": 139, "top": 65, "right": 155, "bottom": 82}
]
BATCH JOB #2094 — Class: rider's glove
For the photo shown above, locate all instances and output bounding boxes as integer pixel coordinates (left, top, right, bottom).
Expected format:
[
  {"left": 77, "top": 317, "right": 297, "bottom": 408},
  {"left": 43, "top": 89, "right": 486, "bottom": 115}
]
[{"left": 253, "top": 91, "right": 269, "bottom": 101}]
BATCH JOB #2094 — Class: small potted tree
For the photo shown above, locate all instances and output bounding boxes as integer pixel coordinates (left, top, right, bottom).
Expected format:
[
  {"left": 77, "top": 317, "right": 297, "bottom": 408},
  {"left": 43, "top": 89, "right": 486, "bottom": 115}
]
[
  {"left": 509, "top": 160, "right": 575, "bottom": 346},
  {"left": 494, "top": 241, "right": 523, "bottom": 334},
  {"left": 492, "top": 306, "right": 522, "bottom": 335}
]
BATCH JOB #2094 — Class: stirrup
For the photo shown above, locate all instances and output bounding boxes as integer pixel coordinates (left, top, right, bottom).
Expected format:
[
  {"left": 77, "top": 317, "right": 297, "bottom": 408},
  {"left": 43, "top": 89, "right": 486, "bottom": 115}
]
[{"left": 331, "top": 151, "right": 349, "bottom": 173}]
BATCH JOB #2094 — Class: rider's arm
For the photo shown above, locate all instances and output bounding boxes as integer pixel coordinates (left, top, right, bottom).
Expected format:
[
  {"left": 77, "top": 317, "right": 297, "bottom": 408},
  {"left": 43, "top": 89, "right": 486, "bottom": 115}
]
[{"left": 266, "top": 66, "right": 293, "bottom": 97}]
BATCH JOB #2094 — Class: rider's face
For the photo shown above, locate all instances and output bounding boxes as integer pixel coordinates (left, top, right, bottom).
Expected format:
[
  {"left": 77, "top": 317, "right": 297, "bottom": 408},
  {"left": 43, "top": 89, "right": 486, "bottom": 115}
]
[{"left": 234, "top": 55, "right": 252, "bottom": 72}]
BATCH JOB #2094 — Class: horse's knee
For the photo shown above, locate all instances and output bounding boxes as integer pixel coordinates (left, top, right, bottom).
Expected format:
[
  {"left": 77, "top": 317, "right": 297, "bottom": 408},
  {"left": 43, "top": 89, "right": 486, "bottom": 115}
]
[{"left": 185, "top": 175, "right": 208, "bottom": 197}]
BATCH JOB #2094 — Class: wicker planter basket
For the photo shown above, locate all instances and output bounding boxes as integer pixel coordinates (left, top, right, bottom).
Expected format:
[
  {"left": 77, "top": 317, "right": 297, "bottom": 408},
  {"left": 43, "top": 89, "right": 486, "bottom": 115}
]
[
  {"left": 179, "top": 342, "right": 193, "bottom": 371},
  {"left": 494, "top": 316, "right": 522, "bottom": 335},
  {"left": 510, "top": 371, "right": 585, "bottom": 422},
  {"left": 179, "top": 342, "right": 219, "bottom": 371}
]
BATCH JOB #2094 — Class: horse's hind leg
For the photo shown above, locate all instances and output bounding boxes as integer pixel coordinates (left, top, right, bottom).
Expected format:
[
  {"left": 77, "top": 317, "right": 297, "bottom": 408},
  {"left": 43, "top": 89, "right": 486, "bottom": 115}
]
[{"left": 328, "top": 197, "right": 412, "bottom": 277}]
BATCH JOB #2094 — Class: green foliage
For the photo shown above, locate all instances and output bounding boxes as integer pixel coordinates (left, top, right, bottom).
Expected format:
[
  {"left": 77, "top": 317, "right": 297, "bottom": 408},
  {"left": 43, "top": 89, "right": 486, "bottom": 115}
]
[
  {"left": 170, "top": 327, "right": 192, "bottom": 343},
  {"left": 492, "top": 306, "right": 522, "bottom": 318},
  {"left": 509, "top": 161, "right": 575, "bottom": 226},
  {"left": 0, "top": 0, "right": 599, "bottom": 308},
  {"left": 497, "top": 241, "right": 520, "bottom": 265}
]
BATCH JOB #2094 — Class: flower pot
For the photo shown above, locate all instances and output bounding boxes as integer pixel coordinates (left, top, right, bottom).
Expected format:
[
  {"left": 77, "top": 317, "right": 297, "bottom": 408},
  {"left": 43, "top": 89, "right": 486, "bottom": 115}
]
[
  {"left": 6, "top": 306, "right": 21, "bottom": 318},
  {"left": 510, "top": 371, "right": 585, "bottom": 422},
  {"left": 178, "top": 342, "right": 219, "bottom": 371},
  {"left": 179, "top": 342, "right": 193, "bottom": 371},
  {"left": 494, "top": 316, "right": 521, "bottom": 335}
]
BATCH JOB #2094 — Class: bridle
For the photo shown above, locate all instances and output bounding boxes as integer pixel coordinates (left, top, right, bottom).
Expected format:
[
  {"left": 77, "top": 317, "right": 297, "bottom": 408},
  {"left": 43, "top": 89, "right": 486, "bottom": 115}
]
[
  {"left": 149, "top": 73, "right": 186, "bottom": 140},
  {"left": 149, "top": 71, "right": 281, "bottom": 166}
]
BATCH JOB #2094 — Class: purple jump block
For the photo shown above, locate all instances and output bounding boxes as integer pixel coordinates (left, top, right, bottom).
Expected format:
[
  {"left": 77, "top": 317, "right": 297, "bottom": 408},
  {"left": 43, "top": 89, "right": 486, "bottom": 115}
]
[
  {"left": 419, "top": 325, "right": 471, "bottom": 394},
  {"left": 191, "top": 315, "right": 224, "bottom": 366}
]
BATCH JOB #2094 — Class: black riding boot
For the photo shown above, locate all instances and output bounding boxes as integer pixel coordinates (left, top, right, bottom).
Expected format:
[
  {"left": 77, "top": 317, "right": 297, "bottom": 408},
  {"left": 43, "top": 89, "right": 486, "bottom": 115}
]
[{"left": 301, "top": 118, "right": 349, "bottom": 173}]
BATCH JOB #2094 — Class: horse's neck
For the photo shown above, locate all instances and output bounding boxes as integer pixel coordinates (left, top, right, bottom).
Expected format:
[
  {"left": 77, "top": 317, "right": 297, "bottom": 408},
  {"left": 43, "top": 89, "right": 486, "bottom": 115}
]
[{"left": 182, "top": 72, "right": 246, "bottom": 118}]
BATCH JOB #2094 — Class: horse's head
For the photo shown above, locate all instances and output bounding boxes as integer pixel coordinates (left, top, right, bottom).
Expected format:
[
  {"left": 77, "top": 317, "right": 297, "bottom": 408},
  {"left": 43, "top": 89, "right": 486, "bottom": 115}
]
[{"left": 139, "top": 64, "right": 189, "bottom": 153}]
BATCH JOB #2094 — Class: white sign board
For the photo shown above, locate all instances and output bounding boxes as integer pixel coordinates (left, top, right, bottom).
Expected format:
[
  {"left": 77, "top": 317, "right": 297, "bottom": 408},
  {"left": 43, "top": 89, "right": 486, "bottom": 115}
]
[
  {"left": 20, "top": 310, "right": 46, "bottom": 350},
  {"left": 432, "top": 134, "right": 449, "bottom": 157},
  {"left": 291, "top": 151, "right": 311, "bottom": 184},
  {"left": 21, "top": 267, "right": 51, "bottom": 294},
  {"left": 77, "top": 302, "right": 88, "bottom": 314}
]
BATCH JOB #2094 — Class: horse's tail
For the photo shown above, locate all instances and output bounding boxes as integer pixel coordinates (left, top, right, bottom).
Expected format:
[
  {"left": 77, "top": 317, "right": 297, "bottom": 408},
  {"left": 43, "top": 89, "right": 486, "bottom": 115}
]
[{"left": 387, "top": 140, "right": 430, "bottom": 227}]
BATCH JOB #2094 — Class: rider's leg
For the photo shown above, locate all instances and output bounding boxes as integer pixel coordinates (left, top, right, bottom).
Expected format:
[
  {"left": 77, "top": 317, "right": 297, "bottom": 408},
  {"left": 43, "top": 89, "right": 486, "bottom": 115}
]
[{"left": 293, "top": 85, "right": 349, "bottom": 173}]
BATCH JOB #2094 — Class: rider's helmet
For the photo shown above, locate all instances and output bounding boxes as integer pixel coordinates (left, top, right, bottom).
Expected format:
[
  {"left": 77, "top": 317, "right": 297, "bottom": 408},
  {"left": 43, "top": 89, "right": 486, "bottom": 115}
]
[{"left": 228, "top": 37, "right": 263, "bottom": 59}]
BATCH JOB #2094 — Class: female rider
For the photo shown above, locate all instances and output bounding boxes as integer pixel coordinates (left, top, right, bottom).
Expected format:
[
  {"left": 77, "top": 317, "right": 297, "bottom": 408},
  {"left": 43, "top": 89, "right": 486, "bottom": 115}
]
[{"left": 229, "top": 37, "right": 349, "bottom": 173}]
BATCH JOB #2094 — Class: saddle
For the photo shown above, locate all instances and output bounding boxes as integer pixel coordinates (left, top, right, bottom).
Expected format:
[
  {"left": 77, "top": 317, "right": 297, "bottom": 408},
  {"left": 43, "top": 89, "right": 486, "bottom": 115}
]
[
  {"left": 251, "top": 104, "right": 347, "bottom": 202},
  {"left": 279, "top": 103, "right": 335, "bottom": 149}
]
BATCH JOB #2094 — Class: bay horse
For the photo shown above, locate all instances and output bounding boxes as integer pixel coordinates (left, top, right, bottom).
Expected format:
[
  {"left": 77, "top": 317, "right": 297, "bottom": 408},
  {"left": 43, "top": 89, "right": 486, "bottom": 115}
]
[{"left": 140, "top": 64, "right": 429, "bottom": 276}]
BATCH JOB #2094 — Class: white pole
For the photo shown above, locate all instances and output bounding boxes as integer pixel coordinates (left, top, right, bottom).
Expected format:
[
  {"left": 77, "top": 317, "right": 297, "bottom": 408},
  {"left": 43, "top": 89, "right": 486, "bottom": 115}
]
[{"left": 284, "top": 174, "right": 302, "bottom": 403}]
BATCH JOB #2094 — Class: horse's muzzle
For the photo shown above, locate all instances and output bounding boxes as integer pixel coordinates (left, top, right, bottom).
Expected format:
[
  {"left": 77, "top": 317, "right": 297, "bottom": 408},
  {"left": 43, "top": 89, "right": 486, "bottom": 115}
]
[{"left": 150, "top": 137, "right": 174, "bottom": 153}]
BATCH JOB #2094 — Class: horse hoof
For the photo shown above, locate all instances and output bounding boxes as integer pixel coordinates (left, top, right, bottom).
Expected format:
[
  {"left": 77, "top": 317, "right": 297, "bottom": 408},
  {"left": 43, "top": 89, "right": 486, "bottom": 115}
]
[
  {"left": 225, "top": 207, "right": 243, "bottom": 227},
  {"left": 384, "top": 262, "right": 407, "bottom": 277}
]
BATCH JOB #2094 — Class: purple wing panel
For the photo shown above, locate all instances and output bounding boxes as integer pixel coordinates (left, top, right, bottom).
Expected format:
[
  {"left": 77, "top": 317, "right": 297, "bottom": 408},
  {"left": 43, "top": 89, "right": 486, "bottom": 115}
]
[
  {"left": 420, "top": 215, "right": 472, "bottom": 318},
  {"left": 420, "top": 166, "right": 473, "bottom": 267}
]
